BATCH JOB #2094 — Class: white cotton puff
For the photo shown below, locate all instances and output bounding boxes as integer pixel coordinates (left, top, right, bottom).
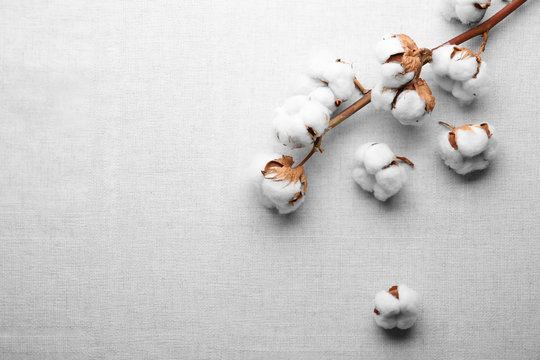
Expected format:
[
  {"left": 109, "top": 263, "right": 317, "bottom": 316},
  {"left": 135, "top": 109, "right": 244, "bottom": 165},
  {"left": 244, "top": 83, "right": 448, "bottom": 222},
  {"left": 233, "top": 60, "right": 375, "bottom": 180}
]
[
  {"left": 299, "top": 101, "right": 330, "bottom": 136},
  {"left": 309, "top": 87, "right": 337, "bottom": 113},
  {"left": 363, "top": 143, "right": 395, "bottom": 175},
  {"left": 454, "top": 0, "right": 489, "bottom": 24},
  {"left": 430, "top": 45, "right": 454, "bottom": 76},
  {"left": 462, "top": 60, "right": 488, "bottom": 96},
  {"left": 438, "top": 123, "right": 496, "bottom": 175},
  {"left": 380, "top": 62, "right": 415, "bottom": 88},
  {"left": 391, "top": 90, "right": 427, "bottom": 125},
  {"left": 280, "top": 95, "right": 309, "bottom": 115},
  {"left": 375, "top": 34, "right": 404, "bottom": 63},
  {"left": 439, "top": 0, "right": 458, "bottom": 21},
  {"left": 352, "top": 143, "right": 411, "bottom": 202},
  {"left": 371, "top": 83, "right": 397, "bottom": 112},
  {"left": 373, "top": 285, "right": 421, "bottom": 330},
  {"left": 448, "top": 50, "right": 479, "bottom": 82},
  {"left": 321, "top": 61, "right": 356, "bottom": 100},
  {"left": 307, "top": 49, "right": 337, "bottom": 79},
  {"left": 273, "top": 111, "right": 313, "bottom": 148},
  {"left": 261, "top": 177, "right": 304, "bottom": 214},
  {"left": 433, "top": 73, "right": 457, "bottom": 93},
  {"left": 373, "top": 165, "right": 408, "bottom": 201}
]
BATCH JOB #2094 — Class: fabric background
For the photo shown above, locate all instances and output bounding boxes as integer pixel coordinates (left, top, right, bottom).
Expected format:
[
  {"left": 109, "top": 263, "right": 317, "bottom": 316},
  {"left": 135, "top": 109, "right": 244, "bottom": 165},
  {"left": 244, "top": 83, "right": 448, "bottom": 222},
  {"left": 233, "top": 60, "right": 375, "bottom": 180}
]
[{"left": 1, "top": 1, "right": 539, "bottom": 359}]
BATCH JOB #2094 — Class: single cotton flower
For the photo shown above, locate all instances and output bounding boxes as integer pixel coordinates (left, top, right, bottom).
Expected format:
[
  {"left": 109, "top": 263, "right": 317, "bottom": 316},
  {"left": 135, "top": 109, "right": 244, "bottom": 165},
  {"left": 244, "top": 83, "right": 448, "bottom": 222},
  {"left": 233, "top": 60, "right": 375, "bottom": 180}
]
[
  {"left": 373, "top": 285, "right": 421, "bottom": 330},
  {"left": 371, "top": 83, "right": 398, "bottom": 112},
  {"left": 375, "top": 34, "right": 427, "bottom": 88},
  {"left": 438, "top": 121, "right": 496, "bottom": 175},
  {"left": 249, "top": 155, "right": 308, "bottom": 214},
  {"left": 440, "top": 0, "right": 491, "bottom": 24},
  {"left": 352, "top": 143, "right": 414, "bottom": 201}
]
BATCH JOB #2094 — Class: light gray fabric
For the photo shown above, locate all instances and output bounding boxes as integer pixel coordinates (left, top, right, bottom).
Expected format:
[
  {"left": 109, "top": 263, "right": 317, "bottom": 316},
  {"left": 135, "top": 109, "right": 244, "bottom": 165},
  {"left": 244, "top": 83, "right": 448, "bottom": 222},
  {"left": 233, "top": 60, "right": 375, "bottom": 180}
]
[{"left": 1, "top": 1, "right": 539, "bottom": 359}]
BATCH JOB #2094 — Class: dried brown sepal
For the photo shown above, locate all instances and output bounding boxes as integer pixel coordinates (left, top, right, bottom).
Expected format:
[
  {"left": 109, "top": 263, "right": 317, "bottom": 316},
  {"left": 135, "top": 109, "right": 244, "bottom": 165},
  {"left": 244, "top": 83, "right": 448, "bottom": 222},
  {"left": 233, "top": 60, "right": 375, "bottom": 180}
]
[
  {"left": 388, "top": 285, "right": 399, "bottom": 299},
  {"left": 474, "top": 0, "right": 491, "bottom": 10},
  {"left": 335, "top": 99, "right": 343, "bottom": 107},
  {"left": 261, "top": 155, "right": 308, "bottom": 205},
  {"left": 414, "top": 79, "right": 435, "bottom": 113},
  {"left": 382, "top": 160, "right": 399, "bottom": 170},
  {"left": 374, "top": 308, "right": 380, "bottom": 315},
  {"left": 306, "top": 126, "right": 317, "bottom": 139},
  {"left": 395, "top": 156, "right": 415, "bottom": 168}
]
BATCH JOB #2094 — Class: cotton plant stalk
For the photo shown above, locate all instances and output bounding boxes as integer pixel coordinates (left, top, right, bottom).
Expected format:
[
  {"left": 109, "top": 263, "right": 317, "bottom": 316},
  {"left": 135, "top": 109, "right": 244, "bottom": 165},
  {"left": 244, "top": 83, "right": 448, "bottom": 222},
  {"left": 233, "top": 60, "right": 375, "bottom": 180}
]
[{"left": 250, "top": 0, "right": 528, "bottom": 214}]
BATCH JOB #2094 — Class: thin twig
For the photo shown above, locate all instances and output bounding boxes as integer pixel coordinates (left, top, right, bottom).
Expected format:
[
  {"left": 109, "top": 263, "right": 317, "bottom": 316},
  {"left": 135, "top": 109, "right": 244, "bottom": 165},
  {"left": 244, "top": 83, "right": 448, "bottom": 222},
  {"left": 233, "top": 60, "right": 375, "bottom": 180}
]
[{"left": 477, "top": 32, "right": 489, "bottom": 55}]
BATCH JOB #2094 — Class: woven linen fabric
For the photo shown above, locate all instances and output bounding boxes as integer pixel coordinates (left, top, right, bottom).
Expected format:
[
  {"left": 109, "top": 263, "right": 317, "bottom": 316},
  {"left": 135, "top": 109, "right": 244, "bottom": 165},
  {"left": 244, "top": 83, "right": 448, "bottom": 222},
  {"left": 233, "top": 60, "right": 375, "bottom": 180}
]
[{"left": 1, "top": 1, "right": 539, "bottom": 359}]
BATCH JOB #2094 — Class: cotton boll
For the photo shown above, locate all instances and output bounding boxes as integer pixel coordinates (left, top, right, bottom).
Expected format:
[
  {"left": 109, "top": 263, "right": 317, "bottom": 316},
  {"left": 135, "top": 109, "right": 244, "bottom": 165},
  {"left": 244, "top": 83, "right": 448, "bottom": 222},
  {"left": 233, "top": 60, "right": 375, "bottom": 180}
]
[
  {"left": 309, "top": 87, "right": 337, "bottom": 112},
  {"left": 391, "top": 90, "right": 427, "bottom": 125},
  {"left": 373, "top": 165, "right": 408, "bottom": 201},
  {"left": 438, "top": 122, "right": 496, "bottom": 175},
  {"left": 432, "top": 73, "right": 456, "bottom": 93},
  {"left": 371, "top": 83, "right": 397, "bottom": 111},
  {"left": 454, "top": 0, "right": 489, "bottom": 24},
  {"left": 273, "top": 112, "right": 313, "bottom": 148},
  {"left": 462, "top": 61, "right": 488, "bottom": 96},
  {"left": 380, "top": 62, "right": 415, "bottom": 88},
  {"left": 431, "top": 45, "right": 454, "bottom": 76},
  {"left": 299, "top": 101, "right": 330, "bottom": 137},
  {"left": 261, "top": 178, "right": 304, "bottom": 214},
  {"left": 352, "top": 166, "right": 376, "bottom": 192},
  {"left": 375, "top": 34, "right": 405, "bottom": 63},
  {"left": 321, "top": 61, "right": 356, "bottom": 100},
  {"left": 373, "top": 285, "right": 420, "bottom": 330},
  {"left": 259, "top": 155, "right": 308, "bottom": 214},
  {"left": 363, "top": 143, "right": 395, "bottom": 175},
  {"left": 455, "top": 125, "right": 489, "bottom": 157},
  {"left": 448, "top": 49, "right": 479, "bottom": 81}
]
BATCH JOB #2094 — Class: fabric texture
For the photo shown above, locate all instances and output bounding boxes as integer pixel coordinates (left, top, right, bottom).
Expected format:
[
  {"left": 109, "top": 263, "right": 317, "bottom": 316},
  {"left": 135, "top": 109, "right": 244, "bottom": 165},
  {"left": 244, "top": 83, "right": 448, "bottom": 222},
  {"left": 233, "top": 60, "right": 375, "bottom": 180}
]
[{"left": 0, "top": 0, "right": 539, "bottom": 359}]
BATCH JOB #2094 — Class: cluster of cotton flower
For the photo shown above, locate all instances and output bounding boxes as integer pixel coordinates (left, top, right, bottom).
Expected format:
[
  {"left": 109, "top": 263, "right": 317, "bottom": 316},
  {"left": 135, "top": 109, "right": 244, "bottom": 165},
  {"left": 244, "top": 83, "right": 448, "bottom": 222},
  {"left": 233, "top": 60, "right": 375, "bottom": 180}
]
[
  {"left": 248, "top": 154, "right": 307, "bottom": 214},
  {"left": 431, "top": 45, "right": 488, "bottom": 104},
  {"left": 440, "top": 0, "right": 491, "bottom": 24},
  {"left": 273, "top": 53, "right": 356, "bottom": 149},
  {"left": 352, "top": 142, "right": 414, "bottom": 201},
  {"left": 373, "top": 285, "right": 421, "bottom": 330},
  {"left": 438, "top": 121, "right": 496, "bottom": 175},
  {"left": 372, "top": 34, "right": 436, "bottom": 125}
]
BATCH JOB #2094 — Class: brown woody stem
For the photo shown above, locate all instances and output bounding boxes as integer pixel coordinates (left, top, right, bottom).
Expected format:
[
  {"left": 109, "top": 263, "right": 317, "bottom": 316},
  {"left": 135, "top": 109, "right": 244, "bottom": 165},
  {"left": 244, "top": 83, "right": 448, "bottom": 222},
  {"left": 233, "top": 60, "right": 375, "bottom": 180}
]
[{"left": 354, "top": 78, "right": 368, "bottom": 94}]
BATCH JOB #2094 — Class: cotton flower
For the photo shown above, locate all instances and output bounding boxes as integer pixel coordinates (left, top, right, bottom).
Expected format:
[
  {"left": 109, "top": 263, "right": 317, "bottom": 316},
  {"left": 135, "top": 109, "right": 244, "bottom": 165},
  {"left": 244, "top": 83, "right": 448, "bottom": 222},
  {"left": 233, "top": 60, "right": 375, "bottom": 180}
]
[
  {"left": 249, "top": 154, "right": 308, "bottom": 214},
  {"left": 375, "top": 34, "right": 425, "bottom": 88},
  {"left": 391, "top": 79, "right": 435, "bottom": 125},
  {"left": 440, "top": 0, "right": 491, "bottom": 24},
  {"left": 371, "top": 83, "right": 398, "bottom": 112},
  {"left": 352, "top": 143, "right": 414, "bottom": 201},
  {"left": 438, "top": 122, "right": 496, "bottom": 175},
  {"left": 373, "top": 285, "right": 421, "bottom": 330},
  {"left": 430, "top": 45, "right": 488, "bottom": 104}
]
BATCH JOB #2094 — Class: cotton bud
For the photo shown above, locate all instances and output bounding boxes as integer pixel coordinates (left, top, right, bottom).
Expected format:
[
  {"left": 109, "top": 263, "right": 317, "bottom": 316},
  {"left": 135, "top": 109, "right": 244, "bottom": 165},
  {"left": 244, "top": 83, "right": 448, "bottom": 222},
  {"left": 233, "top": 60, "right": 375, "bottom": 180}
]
[
  {"left": 391, "top": 79, "right": 435, "bottom": 125},
  {"left": 352, "top": 143, "right": 414, "bottom": 201},
  {"left": 250, "top": 155, "right": 308, "bottom": 214},
  {"left": 373, "top": 285, "right": 421, "bottom": 330},
  {"left": 308, "top": 51, "right": 356, "bottom": 101},
  {"left": 440, "top": 0, "right": 491, "bottom": 25},
  {"left": 438, "top": 122, "right": 496, "bottom": 175},
  {"left": 375, "top": 34, "right": 426, "bottom": 88}
]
